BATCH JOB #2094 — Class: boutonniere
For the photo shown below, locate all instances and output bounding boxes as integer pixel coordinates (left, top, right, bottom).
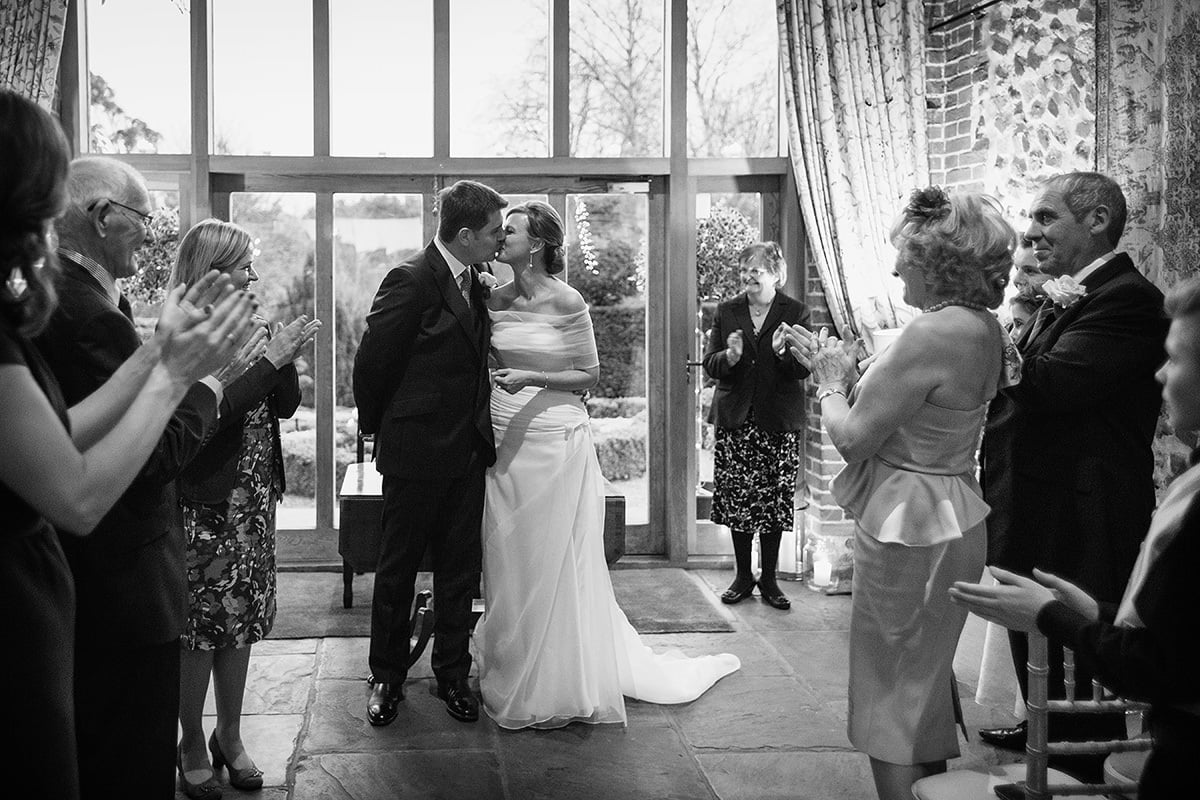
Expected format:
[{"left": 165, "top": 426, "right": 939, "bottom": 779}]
[
  {"left": 1042, "top": 275, "right": 1087, "bottom": 308},
  {"left": 477, "top": 270, "right": 499, "bottom": 300}
]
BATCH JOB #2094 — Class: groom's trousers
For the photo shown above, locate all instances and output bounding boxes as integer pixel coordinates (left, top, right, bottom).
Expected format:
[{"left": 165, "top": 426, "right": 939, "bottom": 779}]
[{"left": 369, "top": 452, "right": 486, "bottom": 685}]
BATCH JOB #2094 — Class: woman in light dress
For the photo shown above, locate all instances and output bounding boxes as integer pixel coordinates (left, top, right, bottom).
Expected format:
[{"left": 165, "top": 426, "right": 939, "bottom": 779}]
[
  {"left": 795, "top": 188, "right": 1019, "bottom": 800},
  {"left": 472, "top": 201, "right": 740, "bottom": 730}
]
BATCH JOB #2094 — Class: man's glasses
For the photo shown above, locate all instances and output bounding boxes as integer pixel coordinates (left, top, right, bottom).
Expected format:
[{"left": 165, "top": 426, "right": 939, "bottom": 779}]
[{"left": 89, "top": 198, "right": 153, "bottom": 229}]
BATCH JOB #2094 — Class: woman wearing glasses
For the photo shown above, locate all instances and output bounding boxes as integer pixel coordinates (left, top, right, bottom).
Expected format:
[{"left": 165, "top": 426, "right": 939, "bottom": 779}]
[{"left": 702, "top": 241, "right": 812, "bottom": 610}]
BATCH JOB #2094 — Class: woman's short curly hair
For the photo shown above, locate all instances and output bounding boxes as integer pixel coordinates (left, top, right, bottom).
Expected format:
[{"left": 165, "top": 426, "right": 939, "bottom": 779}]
[
  {"left": 890, "top": 187, "right": 1016, "bottom": 309},
  {"left": 737, "top": 241, "right": 787, "bottom": 288}
]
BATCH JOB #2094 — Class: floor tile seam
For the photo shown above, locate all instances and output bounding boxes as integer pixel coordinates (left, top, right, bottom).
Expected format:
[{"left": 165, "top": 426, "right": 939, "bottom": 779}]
[
  {"left": 655, "top": 689, "right": 725, "bottom": 800},
  {"left": 285, "top": 644, "right": 328, "bottom": 799},
  {"left": 298, "top": 747, "right": 499, "bottom": 757},
  {"left": 692, "top": 745, "right": 859, "bottom": 754}
]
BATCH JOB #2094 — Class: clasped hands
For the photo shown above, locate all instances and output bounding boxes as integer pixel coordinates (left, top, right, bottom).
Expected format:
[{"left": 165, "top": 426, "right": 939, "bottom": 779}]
[{"left": 491, "top": 368, "right": 535, "bottom": 394}]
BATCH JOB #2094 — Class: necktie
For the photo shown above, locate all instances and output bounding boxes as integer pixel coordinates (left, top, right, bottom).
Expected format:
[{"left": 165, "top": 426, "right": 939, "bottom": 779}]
[
  {"left": 458, "top": 269, "right": 472, "bottom": 308},
  {"left": 1022, "top": 302, "right": 1056, "bottom": 347}
]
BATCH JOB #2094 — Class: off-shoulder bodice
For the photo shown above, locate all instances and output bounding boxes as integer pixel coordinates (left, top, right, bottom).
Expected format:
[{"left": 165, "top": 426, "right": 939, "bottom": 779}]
[{"left": 488, "top": 308, "right": 599, "bottom": 372}]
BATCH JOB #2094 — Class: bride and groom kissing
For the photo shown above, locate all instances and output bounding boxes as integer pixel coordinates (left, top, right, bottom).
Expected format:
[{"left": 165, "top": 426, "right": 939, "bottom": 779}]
[{"left": 353, "top": 180, "right": 739, "bottom": 731}]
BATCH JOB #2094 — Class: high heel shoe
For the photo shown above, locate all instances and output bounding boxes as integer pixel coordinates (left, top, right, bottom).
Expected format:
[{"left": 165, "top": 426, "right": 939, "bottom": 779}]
[
  {"left": 177, "top": 745, "right": 223, "bottom": 800},
  {"left": 209, "top": 731, "right": 264, "bottom": 791}
]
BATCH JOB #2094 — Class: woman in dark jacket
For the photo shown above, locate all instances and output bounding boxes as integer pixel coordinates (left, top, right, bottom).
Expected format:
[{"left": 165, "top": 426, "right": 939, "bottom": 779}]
[
  {"left": 702, "top": 241, "right": 811, "bottom": 610},
  {"left": 950, "top": 276, "right": 1200, "bottom": 799},
  {"left": 171, "top": 219, "right": 320, "bottom": 799}
]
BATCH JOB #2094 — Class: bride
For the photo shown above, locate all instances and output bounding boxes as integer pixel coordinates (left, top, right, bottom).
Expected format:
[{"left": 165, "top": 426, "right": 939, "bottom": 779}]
[{"left": 473, "top": 201, "right": 740, "bottom": 730}]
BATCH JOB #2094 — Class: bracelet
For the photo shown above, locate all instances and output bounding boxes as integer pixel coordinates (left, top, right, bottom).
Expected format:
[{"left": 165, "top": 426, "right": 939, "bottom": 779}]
[
  {"left": 542, "top": 371, "right": 549, "bottom": 388},
  {"left": 816, "top": 386, "right": 846, "bottom": 402}
]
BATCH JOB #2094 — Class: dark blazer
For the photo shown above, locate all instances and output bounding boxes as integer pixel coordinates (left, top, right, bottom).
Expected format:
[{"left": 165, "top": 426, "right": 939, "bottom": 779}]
[
  {"left": 702, "top": 290, "right": 811, "bottom": 431},
  {"left": 353, "top": 242, "right": 495, "bottom": 479},
  {"left": 34, "top": 260, "right": 217, "bottom": 646},
  {"left": 177, "top": 351, "right": 302, "bottom": 504},
  {"left": 981, "top": 252, "right": 1167, "bottom": 602}
]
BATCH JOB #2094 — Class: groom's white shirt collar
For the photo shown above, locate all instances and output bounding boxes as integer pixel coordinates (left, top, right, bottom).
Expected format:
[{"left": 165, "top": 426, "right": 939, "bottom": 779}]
[
  {"left": 1070, "top": 250, "right": 1116, "bottom": 283},
  {"left": 434, "top": 237, "right": 471, "bottom": 282}
]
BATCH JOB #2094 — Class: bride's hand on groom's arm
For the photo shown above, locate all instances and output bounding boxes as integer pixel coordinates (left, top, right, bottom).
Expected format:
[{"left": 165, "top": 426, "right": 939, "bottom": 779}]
[{"left": 491, "top": 368, "right": 535, "bottom": 394}]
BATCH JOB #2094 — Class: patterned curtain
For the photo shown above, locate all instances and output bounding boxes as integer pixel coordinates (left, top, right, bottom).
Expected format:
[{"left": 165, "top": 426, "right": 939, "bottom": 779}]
[
  {"left": 777, "top": 0, "right": 928, "bottom": 343},
  {"left": 0, "top": 0, "right": 70, "bottom": 108}
]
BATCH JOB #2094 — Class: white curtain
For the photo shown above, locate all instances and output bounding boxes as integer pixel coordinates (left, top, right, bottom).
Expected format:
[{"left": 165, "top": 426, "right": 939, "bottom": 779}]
[{"left": 777, "top": 0, "right": 927, "bottom": 343}]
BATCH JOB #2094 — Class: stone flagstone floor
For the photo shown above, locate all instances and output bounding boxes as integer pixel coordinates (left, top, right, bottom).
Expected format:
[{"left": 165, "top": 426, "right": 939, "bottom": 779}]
[{"left": 177, "top": 569, "right": 1021, "bottom": 800}]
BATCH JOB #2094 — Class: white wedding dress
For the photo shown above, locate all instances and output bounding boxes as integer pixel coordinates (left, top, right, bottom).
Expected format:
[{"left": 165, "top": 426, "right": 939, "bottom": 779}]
[{"left": 473, "top": 308, "right": 740, "bottom": 730}]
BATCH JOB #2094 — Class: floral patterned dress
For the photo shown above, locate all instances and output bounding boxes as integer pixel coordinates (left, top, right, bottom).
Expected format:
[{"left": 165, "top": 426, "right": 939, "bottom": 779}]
[{"left": 181, "top": 398, "right": 281, "bottom": 650}]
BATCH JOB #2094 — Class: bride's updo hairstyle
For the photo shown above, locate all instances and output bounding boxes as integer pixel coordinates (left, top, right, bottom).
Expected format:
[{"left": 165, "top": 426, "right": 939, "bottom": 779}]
[
  {"left": 509, "top": 201, "right": 566, "bottom": 275},
  {"left": 890, "top": 186, "right": 1015, "bottom": 309}
]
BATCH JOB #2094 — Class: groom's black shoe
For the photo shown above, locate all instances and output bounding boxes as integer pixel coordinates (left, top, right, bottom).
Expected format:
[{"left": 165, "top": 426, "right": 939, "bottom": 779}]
[
  {"left": 437, "top": 679, "right": 480, "bottom": 723},
  {"left": 979, "top": 720, "right": 1027, "bottom": 752},
  {"left": 367, "top": 681, "right": 404, "bottom": 727}
]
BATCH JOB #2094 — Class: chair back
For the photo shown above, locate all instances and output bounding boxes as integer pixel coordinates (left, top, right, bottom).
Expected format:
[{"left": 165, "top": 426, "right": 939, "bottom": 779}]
[{"left": 1021, "top": 633, "right": 1152, "bottom": 800}]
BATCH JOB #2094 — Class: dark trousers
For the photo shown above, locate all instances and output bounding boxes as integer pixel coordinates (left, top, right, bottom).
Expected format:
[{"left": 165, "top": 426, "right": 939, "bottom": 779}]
[
  {"left": 1140, "top": 706, "right": 1200, "bottom": 799},
  {"left": 75, "top": 635, "right": 181, "bottom": 800},
  {"left": 369, "top": 455, "right": 485, "bottom": 685},
  {"left": 1008, "top": 629, "right": 1126, "bottom": 782}
]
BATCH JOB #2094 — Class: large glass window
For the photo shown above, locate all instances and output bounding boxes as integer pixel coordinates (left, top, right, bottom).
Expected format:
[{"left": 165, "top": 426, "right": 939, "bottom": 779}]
[
  {"left": 330, "top": 0, "right": 433, "bottom": 156},
  {"left": 86, "top": 0, "right": 190, "bottom": 154},
  {"left": 450, "top": 0, "right": 550, "bottom": 157},
  {"left": 569, "top": 0, "right": 664, "bottom": 157},
  {"left": 230, "top": 193, "right": 318, "bottom": 529},
  {"left": 332, "top": 192, "right": 425, "bottom": 522},
  {"left": 687, "top": 0, "right": 780, "bottom": 157},
  {"left": 213, "top": 0, "right": 314, "bottom": 155},
  {"left": 567, "top": 194, "right": 650, "bottom": 524}
]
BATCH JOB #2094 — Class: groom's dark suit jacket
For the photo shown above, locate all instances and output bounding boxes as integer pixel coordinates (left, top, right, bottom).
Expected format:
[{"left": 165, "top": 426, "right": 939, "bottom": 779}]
[
  {"left": 981, "top": 252, "right": 1166, "bottom": 603},
  {"left": 353, "top": 241, "right": 495, "bottom": 476}
]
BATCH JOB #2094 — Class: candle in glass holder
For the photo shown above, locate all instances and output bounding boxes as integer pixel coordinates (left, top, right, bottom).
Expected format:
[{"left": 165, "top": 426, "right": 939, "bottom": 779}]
[{"left": 812, "top": 559, "right": 832, "bottom": 586}]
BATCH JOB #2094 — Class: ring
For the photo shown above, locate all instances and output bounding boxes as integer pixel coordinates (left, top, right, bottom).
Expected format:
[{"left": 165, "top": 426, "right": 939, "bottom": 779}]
[{"left": 226, "top": 333, "right": 236, "bottom": 342}]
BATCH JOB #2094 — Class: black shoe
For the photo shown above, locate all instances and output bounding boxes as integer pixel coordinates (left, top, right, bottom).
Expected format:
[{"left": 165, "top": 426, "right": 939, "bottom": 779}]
[
  {"left": 367, "top": 681, "right": 404, "bottom": 726},
  {"left": 992, "top": 782, "right": 1024, "bottom": 800},
  {"left": 756, "top": 578, "right": 791, "bottom": 610},
  {"left": 720, "top": 578, "right": 757, "bottom": 605},
  {"left": 978, "top": 720, "right": 1027, "bottom": 752},
  {"left": 437, "top": 679, "right": 480, "bottom": 722}
]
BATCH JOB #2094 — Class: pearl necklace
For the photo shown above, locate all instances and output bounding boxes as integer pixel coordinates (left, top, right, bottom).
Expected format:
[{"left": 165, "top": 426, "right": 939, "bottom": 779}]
[{"left": 922, "top": 299, "right": 988, "bottom": 314}]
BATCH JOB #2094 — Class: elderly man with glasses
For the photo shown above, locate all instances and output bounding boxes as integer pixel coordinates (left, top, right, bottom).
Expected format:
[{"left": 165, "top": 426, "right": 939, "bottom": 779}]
[{"left": 34, "top": 156, "right": 251, "bottom": 799}]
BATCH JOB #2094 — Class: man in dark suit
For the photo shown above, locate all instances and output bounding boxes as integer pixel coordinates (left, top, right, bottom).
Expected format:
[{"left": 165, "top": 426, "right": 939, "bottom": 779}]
[
  {"left": 979, "top": 172, "right": 1167, "bottom": 778},
  {"left": 353, "top": 180, "right": 505, "bottom": 725},
  {"left": 33, "top": 157, "right": 234, "bottom": 798}
]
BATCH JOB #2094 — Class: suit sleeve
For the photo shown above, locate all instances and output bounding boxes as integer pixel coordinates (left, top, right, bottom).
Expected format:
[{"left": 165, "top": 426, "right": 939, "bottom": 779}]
[
  {"left": 75, "top": 309, "right": 136, "bottom": 392},
  {"left": 703, "top": 305, "right": 736, "bottom": 381},
  {"left": 1008, "top": 287, "right": 1165, "bottom": 414},
  {"left": 217, "top": 358, "right": 300, "bottom": 431},
  {"left": 1036, "top": 504, "right": 1200, "bottom": 705},
  {"left": 354, "top": 267, "right": 422, "bottom": 435},
  {"left": 133, "top": 381, "right": 220, "bottom": 485}
]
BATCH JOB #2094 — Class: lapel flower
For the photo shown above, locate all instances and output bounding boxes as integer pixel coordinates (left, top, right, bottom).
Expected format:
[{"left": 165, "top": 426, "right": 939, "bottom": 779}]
[
  {"left": 476, "top": 269, "right": 499, "bottom": 300},
  {"left": 1042, "top": 275, "right": 1087, "bottom": 308}
]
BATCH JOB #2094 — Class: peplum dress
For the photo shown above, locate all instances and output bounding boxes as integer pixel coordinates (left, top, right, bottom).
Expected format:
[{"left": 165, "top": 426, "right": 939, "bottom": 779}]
[
  {"left": 474, "top": 308, "right": 740, "bottom": 730},
  {"left": 833, "top": 391, "right": 992, "bottom": 765}
]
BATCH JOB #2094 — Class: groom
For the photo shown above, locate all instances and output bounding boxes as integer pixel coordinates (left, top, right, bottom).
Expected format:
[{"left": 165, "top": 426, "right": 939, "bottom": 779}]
[{"left": 353, "top": 180, "right": 506, "bottom": 725}]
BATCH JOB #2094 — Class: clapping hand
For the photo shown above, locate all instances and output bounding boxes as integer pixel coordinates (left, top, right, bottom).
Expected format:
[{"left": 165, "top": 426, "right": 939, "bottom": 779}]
[
  {"left": 810, "top": 327, "right": 860, "bottom": 389},
  {"left": 159, "top": 285, "right": 258, "bottom": 385},
  {"left": 725, "top": 330, "right": 744, "bottom": 365},
  {"left": 213, "top": 324, "right": 269, "bottom": 386},
  {"left": 780, "top": 324, "right": 815, "bottom": 368},
  {"left": 265, "top": 315, "right": 322, "bottom": 369},
  {"left": 155, "top": 270, "right": 234, "bottom": 341}
]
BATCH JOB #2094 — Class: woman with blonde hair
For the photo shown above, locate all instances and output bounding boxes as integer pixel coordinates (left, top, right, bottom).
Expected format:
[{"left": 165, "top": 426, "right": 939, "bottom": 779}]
[
  {"left": 795, "top": 187, "right": 1020, "bottom": 800},
  {"left": 171, "top": 219, "right": 320, "bottom": 798}
]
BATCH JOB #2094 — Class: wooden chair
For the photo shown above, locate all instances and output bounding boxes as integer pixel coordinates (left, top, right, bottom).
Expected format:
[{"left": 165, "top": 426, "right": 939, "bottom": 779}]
[{"left": 911, "top": 632, "right": 1153, "bottom": 800}]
